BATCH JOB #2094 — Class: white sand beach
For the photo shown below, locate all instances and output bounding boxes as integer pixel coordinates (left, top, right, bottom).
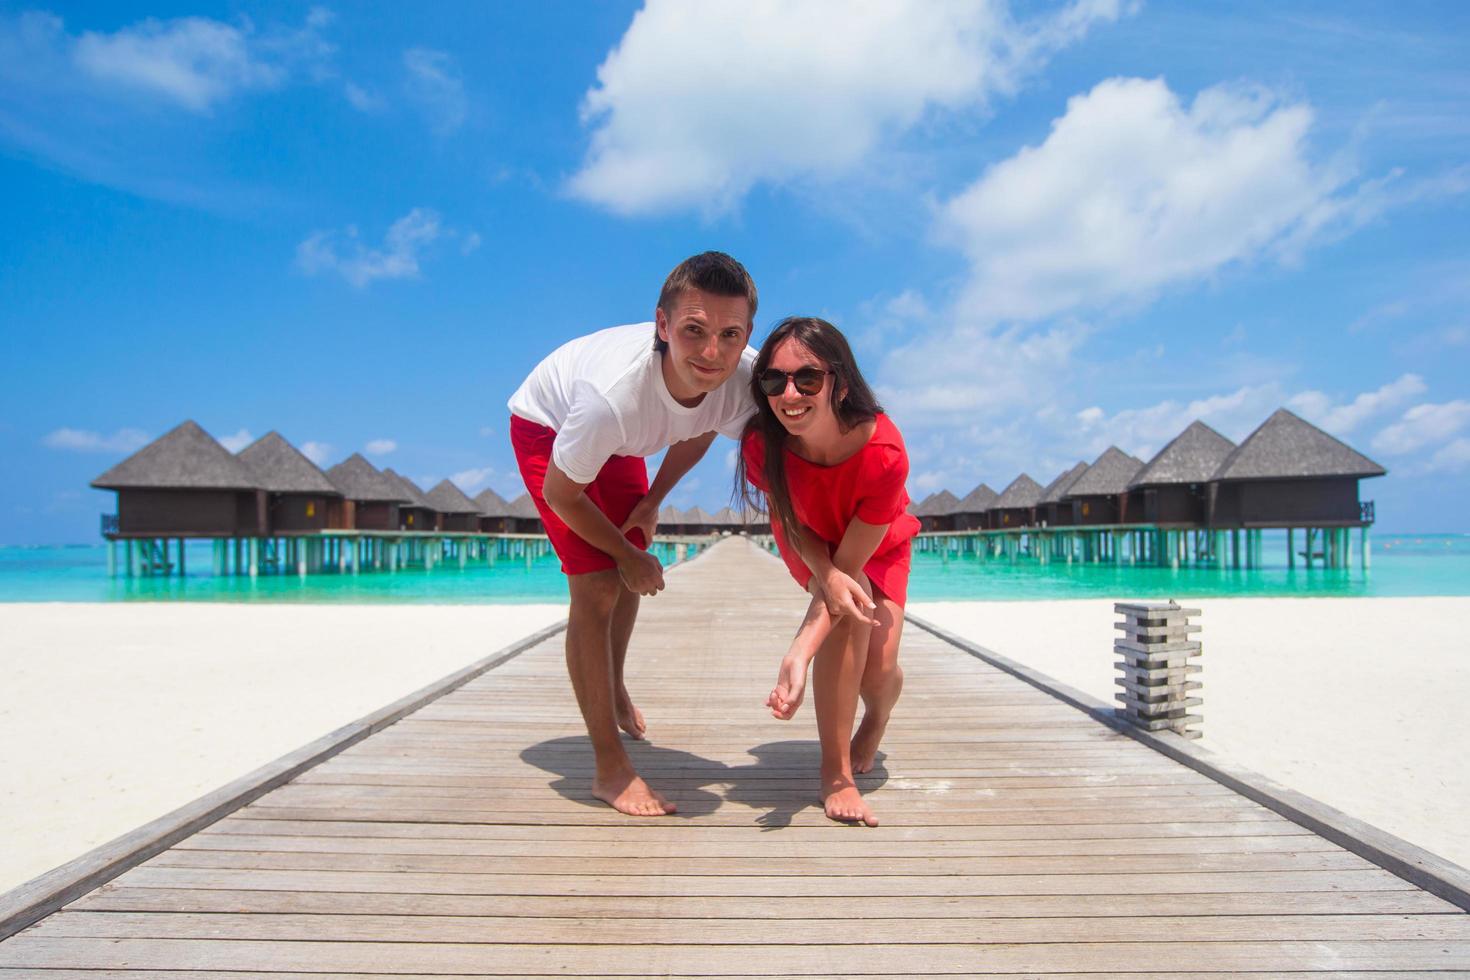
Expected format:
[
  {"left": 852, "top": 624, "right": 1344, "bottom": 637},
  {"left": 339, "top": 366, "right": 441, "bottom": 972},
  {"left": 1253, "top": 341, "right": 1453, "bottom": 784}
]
[
  {"left": 0, "top": 602, "right": 566, "bottom": 894},
  {"left": 910, "top": 596, "right": 1470, "bottom": 872}
]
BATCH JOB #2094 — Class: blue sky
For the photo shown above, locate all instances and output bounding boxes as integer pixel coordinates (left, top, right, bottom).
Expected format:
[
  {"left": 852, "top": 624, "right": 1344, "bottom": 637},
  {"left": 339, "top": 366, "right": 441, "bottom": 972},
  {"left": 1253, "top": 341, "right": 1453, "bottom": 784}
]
[{"left": 2, "top": 0, "right": 1467, "bottom": 545}]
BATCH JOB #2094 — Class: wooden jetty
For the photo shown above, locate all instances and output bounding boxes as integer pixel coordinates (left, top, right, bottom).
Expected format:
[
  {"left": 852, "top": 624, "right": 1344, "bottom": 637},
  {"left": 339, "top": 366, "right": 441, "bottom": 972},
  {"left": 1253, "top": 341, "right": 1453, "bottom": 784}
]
[{"left": 3, "top": 536, "right": 1467, "bottom": 974}]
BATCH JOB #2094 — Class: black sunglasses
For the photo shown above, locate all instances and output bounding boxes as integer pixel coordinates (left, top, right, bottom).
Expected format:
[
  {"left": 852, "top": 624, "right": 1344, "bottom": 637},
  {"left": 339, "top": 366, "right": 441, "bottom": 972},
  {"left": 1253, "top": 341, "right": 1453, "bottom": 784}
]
[{"left": 758, "top": 367, "right": 833, "bottom": 397}]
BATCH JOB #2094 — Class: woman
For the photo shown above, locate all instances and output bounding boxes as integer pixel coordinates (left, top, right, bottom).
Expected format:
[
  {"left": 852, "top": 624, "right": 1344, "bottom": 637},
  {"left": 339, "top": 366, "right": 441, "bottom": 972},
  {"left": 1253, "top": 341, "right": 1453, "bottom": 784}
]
[{"left": 737, "top": 316, "right": 920, "bottom": 827}]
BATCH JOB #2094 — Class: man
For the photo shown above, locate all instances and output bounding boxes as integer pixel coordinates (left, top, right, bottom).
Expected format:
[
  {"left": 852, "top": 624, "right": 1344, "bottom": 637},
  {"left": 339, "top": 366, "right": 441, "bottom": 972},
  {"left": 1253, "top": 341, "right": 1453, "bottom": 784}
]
[{"left": 508, "top": 252, "right": 757, "bottom": 816}]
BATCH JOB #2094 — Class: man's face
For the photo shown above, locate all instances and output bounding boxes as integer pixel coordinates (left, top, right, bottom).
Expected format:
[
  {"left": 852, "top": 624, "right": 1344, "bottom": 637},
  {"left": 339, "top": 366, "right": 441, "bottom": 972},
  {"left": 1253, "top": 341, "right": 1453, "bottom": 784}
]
[{"left": 655, "top": 287, "right": 752, "bottom": 405}]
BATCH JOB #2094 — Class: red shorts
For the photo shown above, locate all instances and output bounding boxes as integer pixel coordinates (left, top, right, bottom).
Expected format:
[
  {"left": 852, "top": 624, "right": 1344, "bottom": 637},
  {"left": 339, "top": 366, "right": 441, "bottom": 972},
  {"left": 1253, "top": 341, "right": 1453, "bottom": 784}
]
[{"left": 510, "top": 415, "right": 650, "bottom": 576}]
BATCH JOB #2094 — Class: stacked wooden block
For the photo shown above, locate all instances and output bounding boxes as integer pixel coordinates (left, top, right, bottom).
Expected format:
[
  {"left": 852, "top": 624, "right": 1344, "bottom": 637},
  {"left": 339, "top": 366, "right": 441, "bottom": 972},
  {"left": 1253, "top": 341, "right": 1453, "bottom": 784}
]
[{"left": 1114, "top": 601, "right": 1202, "bottom": 739}]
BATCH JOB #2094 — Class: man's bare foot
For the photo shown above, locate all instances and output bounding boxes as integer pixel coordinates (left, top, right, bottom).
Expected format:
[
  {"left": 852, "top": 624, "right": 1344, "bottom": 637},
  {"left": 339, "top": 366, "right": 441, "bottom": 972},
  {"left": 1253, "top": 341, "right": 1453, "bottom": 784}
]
[
  {"left": 766, "top": 654, "right": 810, "bottom": 720},
  {"left": 592, "top": 768, "right": 675, "bottom": 817},
  {"left": 850, "top": 710, "right": 890, "bottom": 774},
  {"left": 821, "top": 776, "right": 878, "bottom": 827},
  {"left": 615, "top": 688, "right": 646, "bottom": 740}
]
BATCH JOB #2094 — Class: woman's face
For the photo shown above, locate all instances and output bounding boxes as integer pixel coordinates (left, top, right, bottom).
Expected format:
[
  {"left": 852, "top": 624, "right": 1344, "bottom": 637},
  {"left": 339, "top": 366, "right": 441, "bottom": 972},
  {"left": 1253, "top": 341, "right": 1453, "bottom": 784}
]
[{"left": 765, "top": 336, "right": 839, "bottom": 441}]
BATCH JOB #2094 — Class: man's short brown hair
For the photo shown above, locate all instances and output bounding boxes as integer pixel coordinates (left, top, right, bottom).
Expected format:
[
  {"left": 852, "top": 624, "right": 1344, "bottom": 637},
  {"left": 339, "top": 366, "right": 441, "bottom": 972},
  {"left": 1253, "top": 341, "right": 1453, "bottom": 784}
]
[{"left": 654, "top": 251, "right": 758, "bottom": 352}]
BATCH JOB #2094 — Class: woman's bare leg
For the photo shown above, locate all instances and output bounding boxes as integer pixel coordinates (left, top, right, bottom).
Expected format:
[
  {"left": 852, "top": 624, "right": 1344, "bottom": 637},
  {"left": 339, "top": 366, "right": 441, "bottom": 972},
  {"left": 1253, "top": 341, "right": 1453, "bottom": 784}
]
[
  {"left": 851, "top": 594, "right": 904, "bottom": 773},
  {"left": 813, "top": 585, "right": 876, "bottom": 826}
]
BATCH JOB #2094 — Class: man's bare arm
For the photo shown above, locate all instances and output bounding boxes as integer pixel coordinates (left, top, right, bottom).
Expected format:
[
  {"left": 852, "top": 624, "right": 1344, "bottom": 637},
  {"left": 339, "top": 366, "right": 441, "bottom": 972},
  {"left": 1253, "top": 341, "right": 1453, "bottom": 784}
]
[
  {"left": 542, "top": 460, "right": 664, "bottom": 595},
  {"left": 619, "top": 431, "right": 718, "bottom": 545}
]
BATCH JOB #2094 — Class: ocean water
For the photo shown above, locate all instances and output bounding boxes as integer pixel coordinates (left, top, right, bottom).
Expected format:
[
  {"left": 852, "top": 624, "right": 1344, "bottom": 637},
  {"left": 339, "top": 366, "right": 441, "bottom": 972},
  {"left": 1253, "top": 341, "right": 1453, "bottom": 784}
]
[
  {"left": 0, "top": 533, "right": 1464, "bottom": 603},
  {"left": 907, "top": 532, "right": 1470, "bottom": 601}
]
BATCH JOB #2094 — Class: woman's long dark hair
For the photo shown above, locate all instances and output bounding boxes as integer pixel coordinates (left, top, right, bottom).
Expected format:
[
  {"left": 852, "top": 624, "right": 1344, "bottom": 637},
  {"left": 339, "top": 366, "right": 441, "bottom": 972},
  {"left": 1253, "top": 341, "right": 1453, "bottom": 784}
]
[{"left": 735, "top": 316, "right": 884, "bottom": 548}]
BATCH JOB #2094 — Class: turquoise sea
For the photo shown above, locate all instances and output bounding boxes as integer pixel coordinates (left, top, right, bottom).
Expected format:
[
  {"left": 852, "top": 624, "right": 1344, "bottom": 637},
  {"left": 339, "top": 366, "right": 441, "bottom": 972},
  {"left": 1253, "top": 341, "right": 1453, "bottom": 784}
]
[{"left": 1, "top": 533, "right": 1466, "bottom": 603}]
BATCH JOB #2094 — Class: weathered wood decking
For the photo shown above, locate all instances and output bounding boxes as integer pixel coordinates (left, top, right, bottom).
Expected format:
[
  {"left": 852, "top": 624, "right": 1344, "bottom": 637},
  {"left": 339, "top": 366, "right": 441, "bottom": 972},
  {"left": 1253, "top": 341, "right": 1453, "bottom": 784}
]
[{"left": 3, "top": 536, "right": 1468, "bottom": 975}]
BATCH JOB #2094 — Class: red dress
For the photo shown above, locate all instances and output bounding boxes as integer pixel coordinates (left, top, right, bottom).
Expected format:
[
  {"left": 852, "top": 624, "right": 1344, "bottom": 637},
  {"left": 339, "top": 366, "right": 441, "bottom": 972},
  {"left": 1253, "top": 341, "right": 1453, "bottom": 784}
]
[{"left": 742, "top": 413, "right": 921, "bottom": 606}]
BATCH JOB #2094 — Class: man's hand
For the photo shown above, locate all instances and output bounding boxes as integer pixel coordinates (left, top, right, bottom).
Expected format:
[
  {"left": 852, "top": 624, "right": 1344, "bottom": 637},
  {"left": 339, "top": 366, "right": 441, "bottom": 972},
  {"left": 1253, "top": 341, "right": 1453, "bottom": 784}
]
[
  {"left": 619, "top": 495, "right": 660, "bottom": 549},
  {"left": 818, "top": 568, "right": 878, "bottom": 625},
  {"left": 617, "top": 547, "right": 666, "bottom": 597}
]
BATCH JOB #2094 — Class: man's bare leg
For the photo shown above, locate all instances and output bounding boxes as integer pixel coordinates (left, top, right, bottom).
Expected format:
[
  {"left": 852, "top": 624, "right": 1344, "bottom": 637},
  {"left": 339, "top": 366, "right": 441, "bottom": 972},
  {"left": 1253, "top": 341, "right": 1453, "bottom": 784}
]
[
  {"left": 852, "top": 595, "right": 904, "bottom": 774},
  {"left": 565, "top": 570, "right": 673, "bottom": 816},
  {"left": 813, "top": 611, "right": 876, "bottom": 827},
  {"left": 609, "top": 585, "right": 645, "bottom": 739}
]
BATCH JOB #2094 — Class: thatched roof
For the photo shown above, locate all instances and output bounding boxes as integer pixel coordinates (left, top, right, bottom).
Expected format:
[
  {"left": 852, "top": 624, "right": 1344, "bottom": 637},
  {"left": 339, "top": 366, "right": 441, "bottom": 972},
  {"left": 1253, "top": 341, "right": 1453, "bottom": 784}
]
[
  {"left": 924, "top": 490, "right": 963, "bottom": 516},
  {"left": 955, "top": 482, "right": 998, "bottom": 514},
  {"left": 236, "top": 431, "right": 339, "bottom": 495},
  {"left": 507, "top": 493, "right": 541, "bottom": 519},
  {"left": 1132, "top": 421, "right": 1236, "bottom": 487},
  {"left": 909, "top": 492, "right": 937, "bottom": 516},
  {"left": 710, "top": 506, "right": 742, "bottom": 526},
  {"left": 993, "top": 474, "right": 1044, "bottom": 510},
  {"left": 659, "top": 505, "right": 682, "bottom": 524},
  {"left": 381, "top": 468, "right": 434, "bottom": 510},
  {"left": 1067, "top": 447, "right": 1145, "bottom": 497},
  {"left": 1041, "top": 462, "right": 1090, "bottom": 505},
  {"left": 1210, "top": 409, "right": 1387, "bottom": 482},
  {"left": 474, "top": 488, "right": 511, "bottom": 517},
  {"left": 684, "top": 506, "right": 714, "bottom": 524},
  {"left": 92, "top": 420, "right": 260, "bottom": 491},
  {"left": 326, "top": 454, "right": 405, "bottom": 503},
  {"left": 425, "top": 479, "right": 480, "bottom": 514}
]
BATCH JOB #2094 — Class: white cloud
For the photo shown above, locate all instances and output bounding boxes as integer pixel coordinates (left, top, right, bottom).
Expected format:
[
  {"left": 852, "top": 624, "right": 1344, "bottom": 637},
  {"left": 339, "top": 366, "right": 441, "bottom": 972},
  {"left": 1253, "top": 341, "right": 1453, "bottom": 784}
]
[
  {"left": 299, "top": 440, "right": 332, "bottom": 465},
  {"left": 938, "top": 76, "right": 1365, "bottom": 323},
  {"left": 1287, "top": 373, "right": 1426, "bottom": 435},
  {"left": 1371, "top": 401, "right": 1470, "bottom": 455},
  {"left": 460, "top": 231, "right": 482, "bottom": 255},
  {"left": 879, "top": 320, "right": 1090, "bottom": 422},
  {"left": 365, "top": 438, "right": 397, "bottom": 455},
  {"left": 569, "top": 0, "right": 1132, "bottom": 215},
  {"left": 1425, "top": 438, "right": 1470, "bottom": 474},
  {"left": 343, "top": 81, "right": 382, "bottom": 112},
  {"left": 216, "top": 428, "right": 254, "bottom": 452},
  {"left": 42, "top": 427, "right": 150, "bottom": 453},
  {"left": 72, "top": 16, "right": 284, "bottom": 111},
  {"left": 451, "top": 466, "right": 495, "bottom": 492},
  {"left": 403, "top": 47, "right": 466, "bottom": 133},
  {"left": 296, "top": 208, "right": 449, "bottom": 287}
]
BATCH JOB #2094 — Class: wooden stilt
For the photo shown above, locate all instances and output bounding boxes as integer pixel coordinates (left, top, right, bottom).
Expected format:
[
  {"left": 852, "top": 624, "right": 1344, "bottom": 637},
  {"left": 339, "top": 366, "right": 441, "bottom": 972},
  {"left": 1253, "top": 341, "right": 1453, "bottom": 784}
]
[{"left": 1362, "top": 526, "right": 1371, "bottom": 569}]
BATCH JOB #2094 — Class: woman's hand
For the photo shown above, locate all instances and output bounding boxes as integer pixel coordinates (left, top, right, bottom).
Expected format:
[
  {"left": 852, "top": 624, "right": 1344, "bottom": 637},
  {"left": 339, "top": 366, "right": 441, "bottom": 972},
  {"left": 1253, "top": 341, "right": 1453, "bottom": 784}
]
[
  {"left": 818, "top": 567, "right": 877, "bottom": 625},
  {"left": 766, "top": 651, "right": 811, "bottom": 720}
]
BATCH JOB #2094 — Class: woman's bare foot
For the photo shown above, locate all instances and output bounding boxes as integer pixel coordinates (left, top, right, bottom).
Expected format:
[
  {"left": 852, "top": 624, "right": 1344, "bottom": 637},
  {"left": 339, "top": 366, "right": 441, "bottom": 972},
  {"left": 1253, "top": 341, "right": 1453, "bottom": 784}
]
[
  {"left": 614, "top": 688, "right": 646, "bottom": 740},
  {"left": 592, "top": 767, "right": 675, "bottom": 817},
  {"left": 850, "top": 709, "right": 890, "bottom": 774},
  {"left": 821, "top": 775, "right": 878, "bottom": 826},
  {"left": 766, "top": 654, "right": 810, "bottom": 720}
]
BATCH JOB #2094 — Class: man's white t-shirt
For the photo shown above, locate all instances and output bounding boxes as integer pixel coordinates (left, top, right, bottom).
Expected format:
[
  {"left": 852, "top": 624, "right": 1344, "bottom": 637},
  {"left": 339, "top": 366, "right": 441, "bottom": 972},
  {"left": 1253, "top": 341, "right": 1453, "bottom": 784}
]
[{"left": 508, "top": 322, "right": 757, "bottom": 485}]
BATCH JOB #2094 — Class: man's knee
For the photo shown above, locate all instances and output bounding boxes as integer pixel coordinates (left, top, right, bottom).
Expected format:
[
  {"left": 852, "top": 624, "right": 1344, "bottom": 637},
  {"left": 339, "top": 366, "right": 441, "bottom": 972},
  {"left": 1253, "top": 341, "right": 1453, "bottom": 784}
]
[{"left": 569, "top": 569, "right": 623, "bottom": 616}]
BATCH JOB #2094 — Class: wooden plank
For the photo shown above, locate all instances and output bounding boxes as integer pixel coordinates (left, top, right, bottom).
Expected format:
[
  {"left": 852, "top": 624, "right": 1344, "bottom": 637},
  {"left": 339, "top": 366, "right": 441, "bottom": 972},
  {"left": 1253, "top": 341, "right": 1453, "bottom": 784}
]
[
  {"left": 29, "top": 910, "right": 1470, "bottom": 944},
  {"left": 3, "top": 937, "right": 1467, "bottom": 973},
  {"left": 74, "top": 885, "right": 1457, "bottom": 918}
]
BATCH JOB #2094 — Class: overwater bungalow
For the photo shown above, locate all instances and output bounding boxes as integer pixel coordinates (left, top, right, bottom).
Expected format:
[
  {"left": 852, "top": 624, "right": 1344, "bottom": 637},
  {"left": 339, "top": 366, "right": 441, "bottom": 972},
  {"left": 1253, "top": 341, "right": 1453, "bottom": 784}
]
[
  {"left": 951, "top": 482, "right": 998, "bottom": 531},
  {"left": 683, "top": 506, "right": 717, "bottom": 535},
  {"left": 381, "top": 468, "right": 436, "bottom": 532},
  {"left": 1130, "top": 421, "right": 1236, "bottom": 526},
  {"left": 474, "top": 488, "right": 513, "bottom": 533},
  {"left": 710, "top": 506, "right": 743, "bottom": 533},
  {"left": 1040, "top": 461, "right": 1089, "bottom": 527},
  {"left": 990, "top": 474, "right": 1044, "bottom": 529},
  {"left": 1207, "top": 408, "right": 1386, "bottom": 527},
  {"left": 236, "top": 431, "right": 343, "bottom": 534},
  {"left": 1065, "top": 447, "right": 1145, "bottom": 525},
  {"left": 92, "top": 420, "right": 266, "bottom": 538},
  {"left": 506, "top": 493, "right": 544, "bottom": 534},
  {"left": 325, "top": 454, "right": 404, "bottom": 531},
  {"left": 916, "top": 490, "right": 962, "bottom": 532},
  {"left": 425, "top": 479, "right": 481, "bottom": 532}
]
